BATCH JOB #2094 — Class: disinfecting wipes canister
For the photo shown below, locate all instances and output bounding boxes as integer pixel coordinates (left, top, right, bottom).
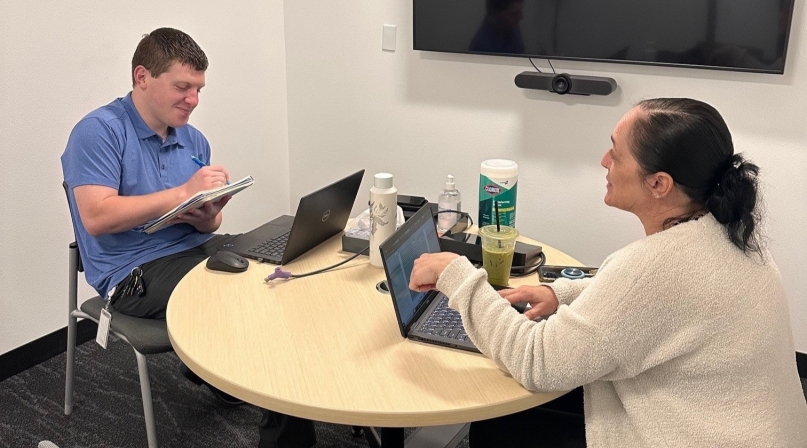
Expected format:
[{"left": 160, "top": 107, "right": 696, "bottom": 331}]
[{"left": 478, "top": 159, "right": 518, "bottom": 228}]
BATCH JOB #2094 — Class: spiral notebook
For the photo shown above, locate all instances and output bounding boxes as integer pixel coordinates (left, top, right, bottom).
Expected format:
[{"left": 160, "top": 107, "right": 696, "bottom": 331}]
[{"left": 144, "top": 175, "right": 254, "bottom": 234}]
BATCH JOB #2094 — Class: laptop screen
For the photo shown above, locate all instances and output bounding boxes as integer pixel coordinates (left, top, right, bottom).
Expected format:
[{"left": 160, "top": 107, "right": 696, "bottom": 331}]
[{"left": 380, "top": 206, "right": 442, "bottom": 328}]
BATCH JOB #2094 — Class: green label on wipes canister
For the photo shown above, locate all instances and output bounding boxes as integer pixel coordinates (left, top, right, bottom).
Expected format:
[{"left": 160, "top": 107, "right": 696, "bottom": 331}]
[{"left": 478, "top": 174, "right": 517, "bottom": 228}]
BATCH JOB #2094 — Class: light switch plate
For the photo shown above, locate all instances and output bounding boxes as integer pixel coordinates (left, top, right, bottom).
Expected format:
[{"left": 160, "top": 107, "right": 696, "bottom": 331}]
[{"left": 382, "top": 24, "right": 397, "bottom": 51}]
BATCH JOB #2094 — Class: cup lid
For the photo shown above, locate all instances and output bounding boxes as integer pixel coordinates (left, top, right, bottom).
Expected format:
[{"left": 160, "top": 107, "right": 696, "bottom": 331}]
[{"left": 478, "top": 225, "right": 519, "bottom": 240}]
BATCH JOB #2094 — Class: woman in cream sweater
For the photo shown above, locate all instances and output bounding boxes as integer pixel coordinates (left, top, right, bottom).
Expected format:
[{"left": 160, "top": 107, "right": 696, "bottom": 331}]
[{"left": 410, "top": 98, "right": 807, "bottom": 447}]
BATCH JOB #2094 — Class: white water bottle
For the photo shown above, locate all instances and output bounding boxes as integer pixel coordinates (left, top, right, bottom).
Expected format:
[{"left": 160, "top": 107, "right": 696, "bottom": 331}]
[
  {"left": 369, "top": 172, "right": 397, "bottom": 268},
  {"left": 437, "top": 175, "right": 462, "bottom": 234}
]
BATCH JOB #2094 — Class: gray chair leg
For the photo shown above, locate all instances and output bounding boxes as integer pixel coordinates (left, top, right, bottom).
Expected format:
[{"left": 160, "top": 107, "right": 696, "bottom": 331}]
[
  {"left": 64, "top": 311, "right": 76, "bottom": 415},
  {"left": 65, "top": 244, "right": 80, "bottom": 416},
  {"left": 135, "top": 350, "right": 159, "bottom": 448}
]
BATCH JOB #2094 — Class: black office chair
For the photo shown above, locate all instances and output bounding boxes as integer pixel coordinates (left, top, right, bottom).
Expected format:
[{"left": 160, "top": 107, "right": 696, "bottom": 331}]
[{"left": 63, "top": 181, "right": 172, "bottom": 448}]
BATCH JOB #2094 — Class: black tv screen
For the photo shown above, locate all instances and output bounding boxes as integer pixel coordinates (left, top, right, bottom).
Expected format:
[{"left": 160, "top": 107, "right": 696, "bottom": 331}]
[{"left": 413, "top": 0, "right": 795, "bottom": 74}]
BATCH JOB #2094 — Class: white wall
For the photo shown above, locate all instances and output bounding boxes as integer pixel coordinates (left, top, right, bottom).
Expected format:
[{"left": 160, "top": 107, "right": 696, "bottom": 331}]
[
  {"left": 283, "top": 2, "right": 807, "bottom": 352},
  {"left": 2, "top": 1, "right": 805, "bottom": 357},
  {"left": 0, "top": 0, "right": 290, "bottom": 355}
]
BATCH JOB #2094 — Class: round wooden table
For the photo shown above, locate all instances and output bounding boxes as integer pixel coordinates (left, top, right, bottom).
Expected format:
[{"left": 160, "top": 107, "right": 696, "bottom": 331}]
[{"left": 167, "top": 230, "right": 581, "bottom": 444}]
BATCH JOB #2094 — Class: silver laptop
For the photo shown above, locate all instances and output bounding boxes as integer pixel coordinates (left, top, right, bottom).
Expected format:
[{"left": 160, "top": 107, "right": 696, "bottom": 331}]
[{"left": 220, "top": 169, "right": 364, "bottom": 265}]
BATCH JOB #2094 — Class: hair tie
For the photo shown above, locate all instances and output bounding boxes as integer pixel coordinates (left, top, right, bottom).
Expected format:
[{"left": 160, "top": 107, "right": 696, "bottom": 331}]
[
  {"left": 723, "top": 157, "right": 737, "bottom": 176},
  {"left": 709, "top": 157, "right": 735, "bottom": 198}
]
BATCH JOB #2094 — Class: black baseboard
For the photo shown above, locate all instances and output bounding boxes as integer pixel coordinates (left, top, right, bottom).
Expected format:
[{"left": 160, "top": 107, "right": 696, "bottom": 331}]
[
  {"left": 797, "top": 351, "right": 807, "bottom": 379},
  {"left": 0, "top": 319, "right": 97, "bottom": 382}
]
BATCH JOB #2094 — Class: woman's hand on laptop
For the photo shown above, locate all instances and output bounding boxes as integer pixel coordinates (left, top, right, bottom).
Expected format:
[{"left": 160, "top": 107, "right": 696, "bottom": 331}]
[
  {"left": 498, "top": 286, "right": 559, "bottom": 320},
  {"left": 409, "top": 252, "right": 460, "bottom": 292}
]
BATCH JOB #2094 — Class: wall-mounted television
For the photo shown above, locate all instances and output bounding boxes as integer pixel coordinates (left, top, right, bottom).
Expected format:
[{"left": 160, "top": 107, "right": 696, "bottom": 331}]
[{"left": 413, "top": 0, "right": 795, "bottom": 74}]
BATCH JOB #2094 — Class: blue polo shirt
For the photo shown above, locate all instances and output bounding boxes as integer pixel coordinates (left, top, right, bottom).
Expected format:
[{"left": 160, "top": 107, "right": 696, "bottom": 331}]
[{"left": 61, "top": 93, "right": 214, "bottom": 300}]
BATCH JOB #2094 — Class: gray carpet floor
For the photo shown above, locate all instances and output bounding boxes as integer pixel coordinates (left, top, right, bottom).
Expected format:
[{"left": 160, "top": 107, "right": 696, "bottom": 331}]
[
  {"left": 0, "top": 337, "right": 460, "bottom": 448},
  {"left": 2, "top": 336, "right": 805, "bottom": 448}
]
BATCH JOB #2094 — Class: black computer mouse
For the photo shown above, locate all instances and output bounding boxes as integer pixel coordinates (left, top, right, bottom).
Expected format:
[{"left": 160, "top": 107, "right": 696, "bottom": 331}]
[{"left": 206, "top": 250, "right": 249, "bottom": 273}]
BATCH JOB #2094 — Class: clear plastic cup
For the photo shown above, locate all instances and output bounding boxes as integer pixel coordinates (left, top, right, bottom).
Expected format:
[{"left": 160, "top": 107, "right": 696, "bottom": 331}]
[{"left": 478, "top": 225, "right": 519, "bottom": 287}]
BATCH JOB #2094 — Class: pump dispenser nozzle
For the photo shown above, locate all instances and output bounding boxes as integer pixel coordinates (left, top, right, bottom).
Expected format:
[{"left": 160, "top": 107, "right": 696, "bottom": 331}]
[{"left": 445, "top": 175, "right": 456, "bottom": 190}]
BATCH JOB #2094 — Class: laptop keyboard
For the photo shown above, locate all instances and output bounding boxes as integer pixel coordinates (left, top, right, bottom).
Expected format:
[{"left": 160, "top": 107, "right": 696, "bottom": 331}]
[
  {"left": 419, "top": 297, "right": 469, "bottom": 341},
  {"left": 248, "top": 230, "right": 291, "bottom": 258}
]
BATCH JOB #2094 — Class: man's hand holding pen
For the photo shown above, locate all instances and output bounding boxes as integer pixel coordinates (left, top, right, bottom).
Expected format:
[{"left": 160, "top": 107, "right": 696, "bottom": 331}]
[
  {"left": 182, "top": 163, "right": 230, "bottom": 199},
  {"left": 192, "top": 155, "right": 229, "bottom": 185},
  {"left": 174, "top": 156, "right": 231, "bottom": 232}
]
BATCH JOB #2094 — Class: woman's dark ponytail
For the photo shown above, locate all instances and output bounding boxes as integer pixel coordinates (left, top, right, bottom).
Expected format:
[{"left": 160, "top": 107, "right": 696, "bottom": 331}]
[
  {"left": 633, "top": 98, "right": 764, "bottom": 256},
  {"left": 706, "top": 153, "right": 763, "bottom": 255}
]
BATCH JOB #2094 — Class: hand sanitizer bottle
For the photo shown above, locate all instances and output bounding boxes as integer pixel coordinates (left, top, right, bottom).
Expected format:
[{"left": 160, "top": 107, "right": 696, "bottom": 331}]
[
  {"left": 369, "top": 173, "right": 397, "bottom": 268},
  {"left": 437, "top": 175, "right": 462, "bottom": 234}
]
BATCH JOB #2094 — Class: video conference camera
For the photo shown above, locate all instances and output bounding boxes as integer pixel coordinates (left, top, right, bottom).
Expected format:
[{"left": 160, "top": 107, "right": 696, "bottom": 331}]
[{"left": 515, "top": 71, "right": 617, "bottom": 96}]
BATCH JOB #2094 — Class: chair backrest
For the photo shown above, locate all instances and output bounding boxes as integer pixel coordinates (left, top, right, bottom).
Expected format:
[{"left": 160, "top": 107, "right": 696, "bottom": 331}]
[{"left": 62, "top": 181, "right": 84, "bottom": 273}]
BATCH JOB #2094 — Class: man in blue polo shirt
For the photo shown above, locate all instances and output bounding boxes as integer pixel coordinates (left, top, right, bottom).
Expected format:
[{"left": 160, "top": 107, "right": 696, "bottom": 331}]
[
  {"left": 61, "top": 28, "right": 231, "bottom": 318},
  {"left": 61, "top": 27, "right": 316, "bottom": 448}
]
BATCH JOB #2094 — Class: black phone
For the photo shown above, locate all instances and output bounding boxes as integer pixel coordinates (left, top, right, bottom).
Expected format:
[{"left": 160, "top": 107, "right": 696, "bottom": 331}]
[
  {"left": 538, "top": 265, "right": 599, "bottom": 282},
  {"left": 397, "top": 195, "right": 432, "bottom": 222},
  {"left": 397, "top": 194, "right": 428, "bottom": 207}
]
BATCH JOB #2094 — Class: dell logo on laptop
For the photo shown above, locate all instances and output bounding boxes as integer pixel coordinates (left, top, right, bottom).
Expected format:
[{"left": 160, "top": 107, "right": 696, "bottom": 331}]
[{"left": 322, "top": 210, "right": 331, "bottom": 222}]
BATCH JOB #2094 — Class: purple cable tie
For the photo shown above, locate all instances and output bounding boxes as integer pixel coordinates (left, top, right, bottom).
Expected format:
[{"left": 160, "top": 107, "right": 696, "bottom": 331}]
[{"left": 265, "top": 266, "right": 293, "bottom": 281}]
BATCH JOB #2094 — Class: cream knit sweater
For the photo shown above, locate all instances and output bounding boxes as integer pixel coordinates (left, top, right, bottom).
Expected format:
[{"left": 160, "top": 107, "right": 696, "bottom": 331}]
[{"left": 437, "top": 214, "right": 807, "bottom": 447}]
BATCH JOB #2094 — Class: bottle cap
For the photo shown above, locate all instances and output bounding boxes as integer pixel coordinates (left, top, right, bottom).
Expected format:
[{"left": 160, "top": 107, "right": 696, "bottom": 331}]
[
  {"left": 374, "top": 172, "right": 394, "bottom": 189},
  {"left": 444, "top": 175, "right": 456, "bottom": 190}
]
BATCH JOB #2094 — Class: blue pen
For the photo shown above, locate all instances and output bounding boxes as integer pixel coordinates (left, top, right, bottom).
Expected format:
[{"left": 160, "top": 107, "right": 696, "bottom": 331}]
[
  {"left": 191, "top": 155, "right": 206, "bottom": 168},
  {"left": 191, "top": 155, "right": 229, "bottom": 184}
]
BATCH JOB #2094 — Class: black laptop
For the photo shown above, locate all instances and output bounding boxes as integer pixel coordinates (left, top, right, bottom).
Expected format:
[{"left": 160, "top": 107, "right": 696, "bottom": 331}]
[
  {"left": 379, "top": 204, "right": 480, "bottom": 353},
  {"left": 220, "top": 169, "right": 364, "bottom": 265}
]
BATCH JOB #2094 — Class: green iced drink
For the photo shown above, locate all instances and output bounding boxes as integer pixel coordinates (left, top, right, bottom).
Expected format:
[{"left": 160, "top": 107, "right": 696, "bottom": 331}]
[{"left": 479, "top": 225, "right": 519, "bottom": 287}]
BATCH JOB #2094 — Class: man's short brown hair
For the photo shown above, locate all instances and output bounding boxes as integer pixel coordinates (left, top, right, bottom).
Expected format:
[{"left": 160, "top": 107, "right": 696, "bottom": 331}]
[{"left": 131, "top": 27, "right": 208, "bottom": 86}]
